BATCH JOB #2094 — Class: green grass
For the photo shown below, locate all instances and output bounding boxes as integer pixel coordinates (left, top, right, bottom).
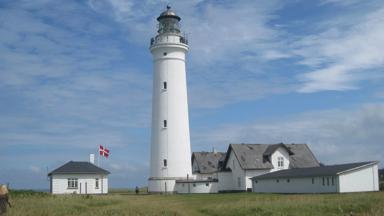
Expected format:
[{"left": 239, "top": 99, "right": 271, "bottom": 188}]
[{"left": 6, "top": 191, "right": 384, "bottom": 216}]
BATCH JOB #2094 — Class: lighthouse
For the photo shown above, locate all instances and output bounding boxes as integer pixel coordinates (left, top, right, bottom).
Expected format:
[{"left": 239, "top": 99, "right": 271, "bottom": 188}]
[{"left": 148, "top": 6, "right": 192, "bottom": 193}]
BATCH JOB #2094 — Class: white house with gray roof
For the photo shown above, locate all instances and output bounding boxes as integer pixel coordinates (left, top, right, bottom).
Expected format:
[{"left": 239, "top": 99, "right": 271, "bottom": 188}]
[
  {"left": 218, "top": 143, "right": 320, "bottom": 192},
  {"left": 187, "top": 143, "right": 320, "bottom": 193},
  {"left": 48, "top": 161, "right": 110, "bottom": 194},
  {"left": 251, "top": 161, "right": 379, "bottom": 193}
]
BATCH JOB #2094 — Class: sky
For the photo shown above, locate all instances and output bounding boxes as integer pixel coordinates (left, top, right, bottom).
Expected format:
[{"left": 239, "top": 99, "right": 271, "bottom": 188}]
[{"left": 0, "top": 0, "right": 383, "bottom": 189}]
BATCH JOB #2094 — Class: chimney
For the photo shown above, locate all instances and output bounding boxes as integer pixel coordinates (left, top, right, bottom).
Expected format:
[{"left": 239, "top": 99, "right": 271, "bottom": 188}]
[{"left": 90, "top": 154, "right": 95, "bottom": 164}]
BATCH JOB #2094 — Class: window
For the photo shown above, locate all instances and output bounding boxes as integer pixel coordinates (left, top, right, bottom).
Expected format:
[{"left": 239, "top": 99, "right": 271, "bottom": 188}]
[
  {"left": 327, "top": 177, "right": 330, "bottom": 186},
  {"left": 287, "top": 179, "right": 290, "bottom": 183},
  {"left": 95, "top": 178, "right": 99, "bottom": 189},
  {"left": 67, "top": 178, "right": 78, "bottom": 189},
  {"left": 163, "top": 159, "right": 167, "bottom": 167},
  {"left": 182, "top": 183, "right": 185, "bottom": 187},
  {"left": 193, "top": 183, "right": 196, "bottom": 187},
  {"left": 163, "top": 81, "right": 167, "bottom": 90},
  {"left": 312, "top": 178, "right": 315, "bottom": 184},
  {"left": 163, "top": 120, "right": 167, "bottom": 128},
  {"left": 255, "top": 180, "right": 258, "bottom": 184},
  {"left": 322, "top": 177, "right": 325, "bottom": 186},
  {"left": 163, "top": 52, "right": 167, "bottom": 56},
  {"left": 237, "top": 177, "right": 241, "bottom": 187},
  {"left": 276, "top": 179, "right": 279, "bottom": 183},
  {"left": 332, "top": 177, "right": 335, "bottom": 186},
  {"left": 205, "top": 183, "right": 209, "bottom": 187},
  {"left": 278, "top": 157, "right": 284, "bottom": 168}
]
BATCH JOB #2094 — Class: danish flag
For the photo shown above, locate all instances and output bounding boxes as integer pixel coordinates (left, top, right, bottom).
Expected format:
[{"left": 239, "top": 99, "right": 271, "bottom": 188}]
[{"left": 99, "top": 145, "right": 110, "bottom": 158}]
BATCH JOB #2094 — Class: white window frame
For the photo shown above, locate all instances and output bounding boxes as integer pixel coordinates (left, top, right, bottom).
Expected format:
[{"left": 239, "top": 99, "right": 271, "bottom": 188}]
[
  {"left": 67, "top": 178, "right": 78, "bottom": 189},
  {"left": 277, "top": 157, "right": 284, "bottom": 168}
]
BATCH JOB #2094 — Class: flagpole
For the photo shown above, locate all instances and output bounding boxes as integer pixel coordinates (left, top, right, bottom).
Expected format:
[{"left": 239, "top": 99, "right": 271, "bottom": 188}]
[{"left": 98, "top": 145, "right": 100, "bottom": 167}]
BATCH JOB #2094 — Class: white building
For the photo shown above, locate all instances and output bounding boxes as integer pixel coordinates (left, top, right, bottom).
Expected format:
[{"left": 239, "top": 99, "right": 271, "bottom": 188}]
[
  {"left": 218, "top": 143, "right": 319, "bottom": 192},
  {"left": 251, "top": 161, "right": 379, "bottom": 193},
  {"left": 48, "top": 161, "right": 109, "bottom": 194},
  {"left": 148, "top": 6, "right": 193, "bottom": 193},
  {"left": 182, "top": 143, "right": 320, "bottom": 193}
]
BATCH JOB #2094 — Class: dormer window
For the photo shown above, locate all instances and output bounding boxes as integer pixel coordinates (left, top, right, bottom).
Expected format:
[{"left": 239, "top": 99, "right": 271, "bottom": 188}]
[
  {"left": 163, "top": 81, "right": 167, "bottom": 90},
  {"left": 278, "top": 157, "right": 284, "bottom": 168}
]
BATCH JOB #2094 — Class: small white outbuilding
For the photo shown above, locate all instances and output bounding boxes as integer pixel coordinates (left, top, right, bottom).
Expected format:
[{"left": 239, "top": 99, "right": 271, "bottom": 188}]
[
  {"left": 251, "top": 161, "right": 379, "bottom": 193},
  {"left": 48, "top": 161, "right": 110, "bottom": 194}
]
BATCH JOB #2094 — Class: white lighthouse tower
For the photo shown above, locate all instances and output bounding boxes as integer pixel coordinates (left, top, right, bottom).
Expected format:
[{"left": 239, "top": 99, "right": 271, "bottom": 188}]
[{"left": 148, "top": 6, "right": 192, "bottom": 193}]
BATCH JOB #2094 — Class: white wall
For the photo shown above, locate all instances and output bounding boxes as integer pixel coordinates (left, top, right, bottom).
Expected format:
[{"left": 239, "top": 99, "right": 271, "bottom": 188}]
[
  {"left": 175, "top": 181, "right": 218, "bottom": 193},
  {"left": 245, "top": 170, "right": 270, "bottom": 191},
  {"left": 338, "top": 164, "right": 379, "bottom": 193},
  {"left": 149, "top": 32, "right": 192, "bottom": 193},
  {"left": 194, "top": 173, "right": 217, "bottom": 180},
  {"left": 253, "top": 176, "right": 338, "bottom": 193},
  {"left": 218, "top": 172, "right": 234, "bottom": 191},
  {"left": 270, "top": 147, "right": 290, "bottom": 172},
  {"left": 226, "top": 151, "right": 246, "bottom": 191},
  {"left": 148, "top": 179, "right": 177, "bottom": 193},
  {"left": 51, "top": 174, "right": 108, "bottom": 194}
]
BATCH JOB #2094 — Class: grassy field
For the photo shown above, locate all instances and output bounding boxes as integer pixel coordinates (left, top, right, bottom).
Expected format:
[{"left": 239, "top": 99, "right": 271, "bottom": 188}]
[{"left": 6, "top": 190, "right": 384, "bottom": 216}]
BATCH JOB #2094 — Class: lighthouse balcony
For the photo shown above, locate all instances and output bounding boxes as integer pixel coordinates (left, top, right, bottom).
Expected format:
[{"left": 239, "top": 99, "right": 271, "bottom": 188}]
[{"left": 150, "top": 34, "right": 188, "bottom": 47}]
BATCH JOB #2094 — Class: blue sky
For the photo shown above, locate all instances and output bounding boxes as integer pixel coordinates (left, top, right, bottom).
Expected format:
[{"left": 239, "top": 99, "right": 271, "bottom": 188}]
[{"left": 1, "top": 0, "right": 383, "bottom": 189}]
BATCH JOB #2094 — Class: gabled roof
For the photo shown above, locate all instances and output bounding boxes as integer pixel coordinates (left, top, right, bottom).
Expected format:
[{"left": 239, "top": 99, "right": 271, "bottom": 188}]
[
  {"left": 252, "top": 161, "right": 378, "bottom": 179},
  {"left": 48, "top": 161, "right": 110, "bottom": 176},
  {"left": 192, "top": 152, "right": 226, "bottom": 174},
  {"left": 223, "top": 143, "right": 320, "bottom": 170},
  {"left": 263, "top": 143, "right": 293, "bottom": 157}
]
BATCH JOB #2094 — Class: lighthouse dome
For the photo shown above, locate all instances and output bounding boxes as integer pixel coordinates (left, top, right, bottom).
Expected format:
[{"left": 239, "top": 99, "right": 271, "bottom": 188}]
[{"left": 157, "top": 6, "right": 181, "bottom": 21}]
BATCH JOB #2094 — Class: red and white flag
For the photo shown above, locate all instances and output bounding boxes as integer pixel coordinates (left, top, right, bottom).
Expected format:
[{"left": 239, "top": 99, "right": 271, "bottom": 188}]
[{"left": 99, "top": 145, "right": 110, "bottom": 158}]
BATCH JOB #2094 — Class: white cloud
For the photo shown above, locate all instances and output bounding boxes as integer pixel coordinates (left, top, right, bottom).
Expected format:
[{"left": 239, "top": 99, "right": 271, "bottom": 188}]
[
  {"left": 86, "top": 0, "right": 292, "bottom": 108},
  {"left": 295, "top": 6, "right": 384, "bottom": 93}
]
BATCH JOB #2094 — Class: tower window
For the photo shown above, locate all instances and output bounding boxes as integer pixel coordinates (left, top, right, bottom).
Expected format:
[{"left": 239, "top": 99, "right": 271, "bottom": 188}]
[
  {"left": 163, "top": 120, "right": 167, "bottom": 128},
  {"left": 163, "top": 81, "right": 167, "bottom": 90},
  {"left": 163, "top": 159, "right": 167, "bottom": 167}
]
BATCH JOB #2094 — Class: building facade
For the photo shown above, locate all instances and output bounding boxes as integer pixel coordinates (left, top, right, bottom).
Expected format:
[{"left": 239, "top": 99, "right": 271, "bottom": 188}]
[
  {"left": 48, "top": 161, "right": 109, "bottom": 194},
  {"left": 252, "top": 161, "right": 379, "bottom": 193},
  {"left": 183, "top": 143, "right": 320, "bottom": 193}
]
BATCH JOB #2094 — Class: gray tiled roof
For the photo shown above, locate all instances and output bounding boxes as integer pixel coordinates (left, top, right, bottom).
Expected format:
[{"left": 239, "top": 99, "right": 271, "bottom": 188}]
[
  {"left": 48, "top": 161, "right": 110, "bottom": 176},
  {"left": 192, "top": 152, "right": 226, "bottom": 174},
  {"left": 252, "top": 161, "right": 378, "bottom": 179},
  {"left": 224, "top": 143, "right": 320, "bottom": 170}
]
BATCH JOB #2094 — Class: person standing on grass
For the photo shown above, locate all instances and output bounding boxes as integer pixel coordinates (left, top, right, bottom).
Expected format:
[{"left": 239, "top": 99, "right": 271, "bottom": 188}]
[
  {"left": 0, "top": 185, "right": 12, "bottom": 216},
  {"left": 135, "top": 186, "right": 139, "bottom": 195}
]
